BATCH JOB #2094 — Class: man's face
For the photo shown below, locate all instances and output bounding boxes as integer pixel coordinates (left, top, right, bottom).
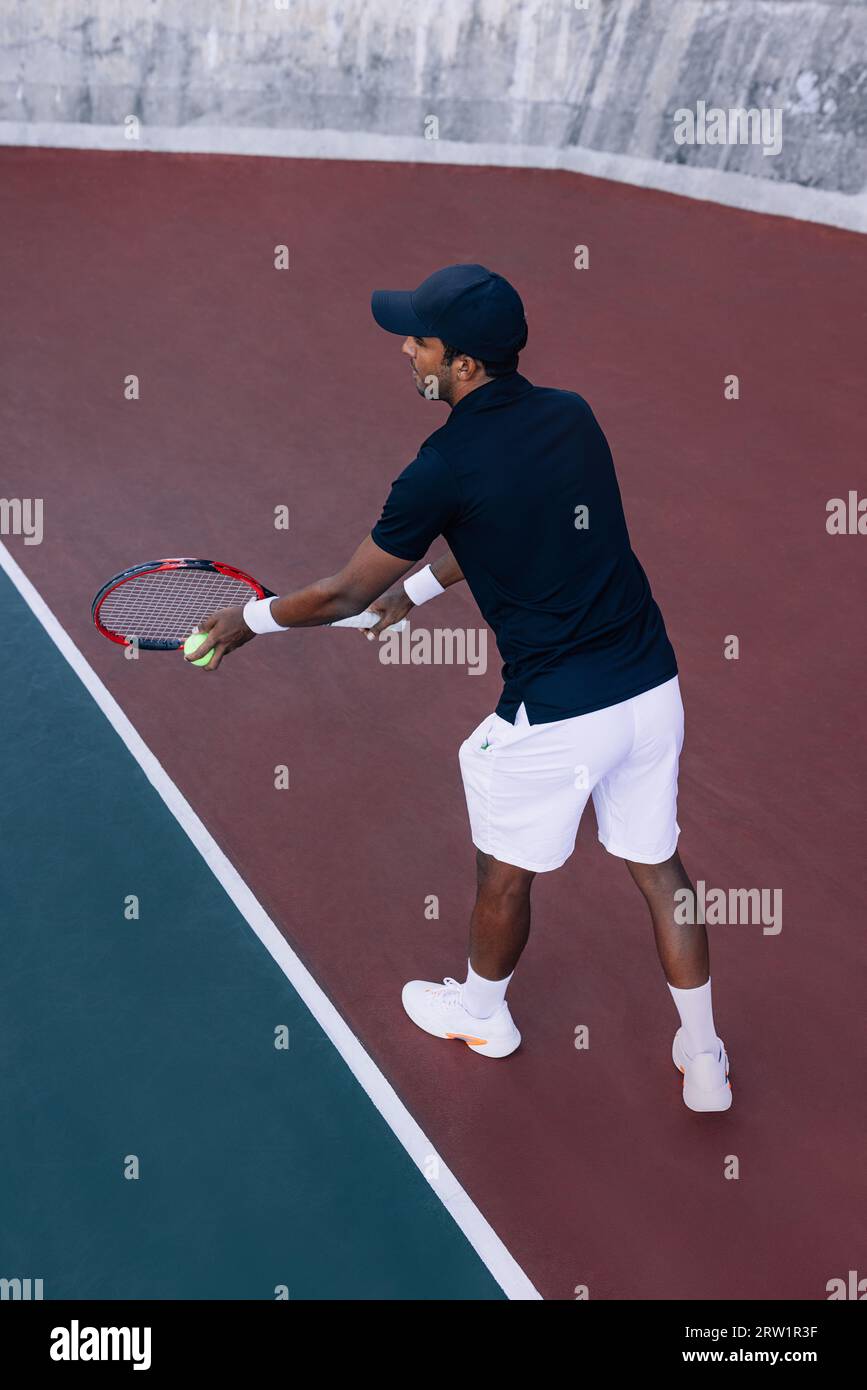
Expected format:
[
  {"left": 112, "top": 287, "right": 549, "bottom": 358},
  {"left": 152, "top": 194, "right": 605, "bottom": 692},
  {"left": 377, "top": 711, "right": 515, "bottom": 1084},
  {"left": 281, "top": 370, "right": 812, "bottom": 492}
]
[{"left": 402, "top": 335, "right": 459, "bottom": 403}]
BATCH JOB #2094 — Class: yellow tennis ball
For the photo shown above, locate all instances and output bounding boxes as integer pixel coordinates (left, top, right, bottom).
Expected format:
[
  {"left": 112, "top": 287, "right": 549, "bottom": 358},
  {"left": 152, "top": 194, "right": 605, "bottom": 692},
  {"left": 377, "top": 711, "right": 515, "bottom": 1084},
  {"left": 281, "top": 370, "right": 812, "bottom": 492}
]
[{"left": 183, "top": 631, "right": 214, "bottom": 667}]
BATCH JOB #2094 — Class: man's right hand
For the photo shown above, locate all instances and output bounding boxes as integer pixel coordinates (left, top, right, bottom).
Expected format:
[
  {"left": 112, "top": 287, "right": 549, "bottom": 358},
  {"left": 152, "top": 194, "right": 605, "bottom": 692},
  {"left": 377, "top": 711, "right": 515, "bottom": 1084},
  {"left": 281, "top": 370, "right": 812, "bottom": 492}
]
[{"left": 363, "top": 587, "right": 414, "bottom": 637}]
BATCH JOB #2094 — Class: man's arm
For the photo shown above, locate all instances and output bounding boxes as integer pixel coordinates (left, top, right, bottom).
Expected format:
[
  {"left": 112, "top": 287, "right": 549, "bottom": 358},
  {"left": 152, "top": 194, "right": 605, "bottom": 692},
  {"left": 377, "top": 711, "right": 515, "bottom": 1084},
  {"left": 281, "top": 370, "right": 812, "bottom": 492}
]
[
  {"left": 430, "top": 545, "right": 465, "bottom": 589},
  {"left": 270, "top": 536, "right": 414, "bottom": 627},
  {"left": 184, "top": 536, "right": 413, "bottom": 670},
  {"left": 365, "top": 544, "right": 465, "bottom": 636}
]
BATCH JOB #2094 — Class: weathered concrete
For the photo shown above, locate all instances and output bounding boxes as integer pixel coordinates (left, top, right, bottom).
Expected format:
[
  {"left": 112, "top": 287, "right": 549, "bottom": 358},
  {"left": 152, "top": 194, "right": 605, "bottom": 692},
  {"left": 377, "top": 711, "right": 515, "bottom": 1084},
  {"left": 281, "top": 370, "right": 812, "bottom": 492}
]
[{"left": 1, "top": 1, "right": 864, "bottom": 198}]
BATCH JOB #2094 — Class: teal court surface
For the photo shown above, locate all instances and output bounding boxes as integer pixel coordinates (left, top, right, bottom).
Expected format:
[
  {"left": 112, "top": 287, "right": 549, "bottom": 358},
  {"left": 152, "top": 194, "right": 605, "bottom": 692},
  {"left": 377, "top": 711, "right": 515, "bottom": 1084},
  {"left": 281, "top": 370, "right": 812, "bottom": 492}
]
[{"left": 0, "top": 561, "right": 521, "bottom": 1300}]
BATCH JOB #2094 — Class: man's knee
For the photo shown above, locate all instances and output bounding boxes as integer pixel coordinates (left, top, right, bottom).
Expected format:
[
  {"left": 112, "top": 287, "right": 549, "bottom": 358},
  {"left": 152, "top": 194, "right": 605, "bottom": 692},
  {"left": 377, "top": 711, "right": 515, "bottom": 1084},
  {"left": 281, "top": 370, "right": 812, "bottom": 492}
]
[
  {"left": 625, "top": 850, "right": 687, "bottom": 896},
  {"left": 476, "top": 849, "right": 536, "bottom": 899}
]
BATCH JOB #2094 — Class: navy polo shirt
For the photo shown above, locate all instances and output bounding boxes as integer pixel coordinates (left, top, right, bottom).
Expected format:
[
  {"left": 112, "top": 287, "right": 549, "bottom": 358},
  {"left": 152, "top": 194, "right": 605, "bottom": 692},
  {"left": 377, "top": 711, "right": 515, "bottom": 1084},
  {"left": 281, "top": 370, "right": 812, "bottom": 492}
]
[{"left": 371, "top": 372, "right": 677, "bottom": 724}]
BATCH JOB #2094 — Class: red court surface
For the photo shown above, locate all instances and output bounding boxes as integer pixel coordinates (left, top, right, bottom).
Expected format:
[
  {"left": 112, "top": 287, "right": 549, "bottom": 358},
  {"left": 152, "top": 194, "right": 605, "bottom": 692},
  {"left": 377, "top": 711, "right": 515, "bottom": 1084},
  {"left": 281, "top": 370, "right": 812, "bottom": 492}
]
[{"left": 2, "top": 146, "right": 865, "bottom": 1299}]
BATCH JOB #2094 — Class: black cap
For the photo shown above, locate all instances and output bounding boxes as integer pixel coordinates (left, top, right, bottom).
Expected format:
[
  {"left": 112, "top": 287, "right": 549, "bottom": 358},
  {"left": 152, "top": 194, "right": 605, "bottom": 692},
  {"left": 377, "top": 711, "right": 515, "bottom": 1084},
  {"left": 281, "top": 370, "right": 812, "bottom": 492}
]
[{"left": 371, "top": 264, "right": 527, "bottom": 363}]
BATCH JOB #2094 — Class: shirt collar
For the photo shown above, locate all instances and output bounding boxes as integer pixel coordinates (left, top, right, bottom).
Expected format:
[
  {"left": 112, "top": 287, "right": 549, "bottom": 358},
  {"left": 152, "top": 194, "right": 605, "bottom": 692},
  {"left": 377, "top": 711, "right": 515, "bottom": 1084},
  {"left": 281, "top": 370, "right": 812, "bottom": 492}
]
[{"left": 447, "top": 371, "right": 534, "bottom": 421}]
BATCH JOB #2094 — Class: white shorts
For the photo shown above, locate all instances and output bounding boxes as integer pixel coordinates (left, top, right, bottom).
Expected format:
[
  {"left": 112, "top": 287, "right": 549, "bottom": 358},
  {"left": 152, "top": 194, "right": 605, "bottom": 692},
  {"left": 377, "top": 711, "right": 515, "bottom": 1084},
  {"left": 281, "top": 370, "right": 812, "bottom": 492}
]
[{"left": 458, "top": 676, "right": 684, "bottom": 873}]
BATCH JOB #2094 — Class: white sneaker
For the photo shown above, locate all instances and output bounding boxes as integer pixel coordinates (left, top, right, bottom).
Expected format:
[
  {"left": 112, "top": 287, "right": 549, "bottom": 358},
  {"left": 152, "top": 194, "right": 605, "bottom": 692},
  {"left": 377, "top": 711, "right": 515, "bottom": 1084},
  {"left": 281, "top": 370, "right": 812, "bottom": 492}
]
[
  {"left": 401, "top": 977, "right": 521, "bottom": 1058},
  {"left": 672, "top": 1028, "right": 733, "bottom": 1112}
]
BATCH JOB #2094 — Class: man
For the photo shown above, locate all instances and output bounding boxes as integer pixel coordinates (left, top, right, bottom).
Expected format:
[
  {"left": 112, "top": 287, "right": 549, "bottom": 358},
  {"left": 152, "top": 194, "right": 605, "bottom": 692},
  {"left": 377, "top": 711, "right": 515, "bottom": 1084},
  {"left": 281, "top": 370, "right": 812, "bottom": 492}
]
[{"left": 190, "top": 264, "right": 731, "bottom": 1113}]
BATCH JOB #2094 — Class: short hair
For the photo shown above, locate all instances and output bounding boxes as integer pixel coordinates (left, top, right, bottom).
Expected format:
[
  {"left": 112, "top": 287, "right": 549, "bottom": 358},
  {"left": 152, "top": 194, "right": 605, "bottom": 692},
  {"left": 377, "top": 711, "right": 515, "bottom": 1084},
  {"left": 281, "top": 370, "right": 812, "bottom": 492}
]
[{"left": 441, "top": 342, "right": 521, "bottom": 378}]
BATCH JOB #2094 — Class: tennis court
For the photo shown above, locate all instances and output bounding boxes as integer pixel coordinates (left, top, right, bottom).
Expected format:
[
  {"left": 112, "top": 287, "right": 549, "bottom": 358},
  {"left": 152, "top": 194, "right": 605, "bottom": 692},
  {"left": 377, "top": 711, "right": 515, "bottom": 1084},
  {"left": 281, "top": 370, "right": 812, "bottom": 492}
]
[{"left": 1, "top": 136, "right": 864, "bottom": 1300}]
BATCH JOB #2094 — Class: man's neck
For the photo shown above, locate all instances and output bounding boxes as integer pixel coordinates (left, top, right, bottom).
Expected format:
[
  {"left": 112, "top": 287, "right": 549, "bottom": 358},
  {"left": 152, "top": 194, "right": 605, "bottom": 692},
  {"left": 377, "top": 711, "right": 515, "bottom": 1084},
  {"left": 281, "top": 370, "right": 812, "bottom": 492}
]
[{"left": 448, "top": 374, "right": 494, "bottom": 410}]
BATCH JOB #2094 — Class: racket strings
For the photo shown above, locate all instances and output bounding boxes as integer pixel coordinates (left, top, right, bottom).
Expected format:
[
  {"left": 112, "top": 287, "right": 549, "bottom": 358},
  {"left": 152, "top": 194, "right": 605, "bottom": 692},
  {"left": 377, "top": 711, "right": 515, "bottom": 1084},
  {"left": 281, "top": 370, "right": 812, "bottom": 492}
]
[{"left": 98, "top": 570, "right": 255, "bottom": 642}]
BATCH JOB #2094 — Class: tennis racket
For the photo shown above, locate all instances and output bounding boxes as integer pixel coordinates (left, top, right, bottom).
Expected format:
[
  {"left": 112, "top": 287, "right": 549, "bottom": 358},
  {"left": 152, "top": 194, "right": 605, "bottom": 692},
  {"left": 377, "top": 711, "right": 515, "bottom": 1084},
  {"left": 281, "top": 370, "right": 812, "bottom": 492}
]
[{"left": 91, "top": 557, "right": 406, "bottom": 649}]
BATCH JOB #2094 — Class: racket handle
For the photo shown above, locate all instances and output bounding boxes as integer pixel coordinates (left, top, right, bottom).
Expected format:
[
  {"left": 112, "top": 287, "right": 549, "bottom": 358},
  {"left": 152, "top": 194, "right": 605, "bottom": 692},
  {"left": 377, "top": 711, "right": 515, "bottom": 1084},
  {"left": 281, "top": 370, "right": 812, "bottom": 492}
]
[
  {"left": 257, "top": 592, "right": 406, "bottom": 632},
  {"left": 330, "top": 611, "right": 408, "bottom": 633}
]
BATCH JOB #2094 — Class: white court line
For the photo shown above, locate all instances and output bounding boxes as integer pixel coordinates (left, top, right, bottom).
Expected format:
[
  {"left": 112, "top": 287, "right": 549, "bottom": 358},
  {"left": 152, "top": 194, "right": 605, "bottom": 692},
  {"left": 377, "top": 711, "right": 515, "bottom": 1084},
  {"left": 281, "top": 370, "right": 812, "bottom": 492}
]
[
  {"left": 0, "top": 538, "right": 541, "bottom": 1302},
  {"left": 1, "top": 120, "right": 865, "bottom": 233}
]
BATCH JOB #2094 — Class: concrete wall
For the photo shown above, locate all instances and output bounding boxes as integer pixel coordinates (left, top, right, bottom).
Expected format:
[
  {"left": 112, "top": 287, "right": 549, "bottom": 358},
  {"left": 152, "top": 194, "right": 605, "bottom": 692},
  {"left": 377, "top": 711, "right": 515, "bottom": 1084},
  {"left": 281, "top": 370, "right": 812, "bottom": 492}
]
[{"left": 1, "top": 1, "right": 865, "bottom": 203}]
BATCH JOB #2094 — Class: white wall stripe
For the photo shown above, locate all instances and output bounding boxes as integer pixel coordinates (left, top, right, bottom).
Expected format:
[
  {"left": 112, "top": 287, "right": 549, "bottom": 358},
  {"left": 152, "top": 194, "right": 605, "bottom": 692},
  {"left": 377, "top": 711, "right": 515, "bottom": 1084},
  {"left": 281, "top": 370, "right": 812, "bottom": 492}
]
[
  {"left": 0, "top": 539, "right": 542, "bottom": 1302},
  {"left": 1, "top": 120, "right": 864, "bottom": 234}
]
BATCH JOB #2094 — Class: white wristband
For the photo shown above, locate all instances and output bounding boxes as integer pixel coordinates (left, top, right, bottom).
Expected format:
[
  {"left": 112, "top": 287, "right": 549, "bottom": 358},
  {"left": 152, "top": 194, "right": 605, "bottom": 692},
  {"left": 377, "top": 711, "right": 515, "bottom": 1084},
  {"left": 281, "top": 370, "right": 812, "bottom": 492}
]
[
  {"left": 403, "top": 564, "right": 445, "bottom": 607},
  {"left": 243, "top": 595, "right": 286, "bottom": 634}
]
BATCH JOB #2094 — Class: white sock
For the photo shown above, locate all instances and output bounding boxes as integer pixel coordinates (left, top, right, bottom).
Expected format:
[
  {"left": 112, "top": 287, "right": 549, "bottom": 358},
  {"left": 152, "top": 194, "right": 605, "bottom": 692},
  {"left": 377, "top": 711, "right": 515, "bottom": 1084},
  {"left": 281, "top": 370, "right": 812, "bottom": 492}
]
[
  {"left": 668, "top": 978, "right": 718, "bottom": 1057},
  {"left": 462, "top": 961, "right": 513, "bottom": 1019}
]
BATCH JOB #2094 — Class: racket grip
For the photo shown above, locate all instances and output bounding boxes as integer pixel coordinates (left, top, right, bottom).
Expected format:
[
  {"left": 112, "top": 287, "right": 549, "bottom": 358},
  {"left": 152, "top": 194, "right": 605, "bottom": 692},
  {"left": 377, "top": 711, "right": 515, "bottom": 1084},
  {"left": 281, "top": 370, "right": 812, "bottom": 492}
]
[
  {"left": 330, "top": 611, "right": 408, "bottom": 633},
  {"left": 257, "top": 593, "right": 406, "bottom": 632}
]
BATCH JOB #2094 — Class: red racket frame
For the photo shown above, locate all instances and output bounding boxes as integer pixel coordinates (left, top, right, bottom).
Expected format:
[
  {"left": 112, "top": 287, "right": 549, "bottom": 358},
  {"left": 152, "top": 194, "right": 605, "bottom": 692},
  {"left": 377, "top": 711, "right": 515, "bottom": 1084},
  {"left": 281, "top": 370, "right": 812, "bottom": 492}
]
[{"left": 91, "top": 558, "right": 274, "bottom": 649}]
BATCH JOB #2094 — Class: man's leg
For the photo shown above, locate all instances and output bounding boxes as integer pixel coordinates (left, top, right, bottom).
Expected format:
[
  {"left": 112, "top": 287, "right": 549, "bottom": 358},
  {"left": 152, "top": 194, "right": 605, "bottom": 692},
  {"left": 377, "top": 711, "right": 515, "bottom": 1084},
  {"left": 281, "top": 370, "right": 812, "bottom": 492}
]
[
  {"left": 624, "top": 850, "right": 707, "bottom": 988},
  {"left": 626, "top": 850, "right": 720, "bottom": 1059},
  {"left": 461, "top": 850, "right": 536, "bottom": 1019},
  {"left": 401, "top": 706, "right": 548, "bottom": 1056},
  {"left": 469, "top": 849, "right": 536, "bottom": 980},
  {"left": 399, "top": 847, "right": 530, "bottom": 1056}
]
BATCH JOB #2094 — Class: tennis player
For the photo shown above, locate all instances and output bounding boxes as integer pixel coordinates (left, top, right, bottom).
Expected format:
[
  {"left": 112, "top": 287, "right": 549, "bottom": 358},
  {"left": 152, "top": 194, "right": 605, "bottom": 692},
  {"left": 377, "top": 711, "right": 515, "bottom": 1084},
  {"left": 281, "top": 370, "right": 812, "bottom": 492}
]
[{"left": 191, "top": 264, "right": 731, "bottom": 1113}]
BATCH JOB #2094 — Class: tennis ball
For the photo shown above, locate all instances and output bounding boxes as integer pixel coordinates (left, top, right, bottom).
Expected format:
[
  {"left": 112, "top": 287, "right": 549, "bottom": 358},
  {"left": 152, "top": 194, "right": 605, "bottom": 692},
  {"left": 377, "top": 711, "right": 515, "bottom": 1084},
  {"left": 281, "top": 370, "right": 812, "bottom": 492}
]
[{"left": 183, "top": 631, "right": 214, "bottom": 667}]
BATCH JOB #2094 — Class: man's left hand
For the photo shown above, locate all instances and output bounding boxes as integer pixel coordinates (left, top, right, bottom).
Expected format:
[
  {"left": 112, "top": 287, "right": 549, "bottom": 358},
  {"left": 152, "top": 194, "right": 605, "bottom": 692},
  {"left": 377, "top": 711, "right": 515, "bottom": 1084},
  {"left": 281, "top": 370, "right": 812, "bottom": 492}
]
[{"left": 182, "top": 605, "right": 256, "bottom": 672}]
